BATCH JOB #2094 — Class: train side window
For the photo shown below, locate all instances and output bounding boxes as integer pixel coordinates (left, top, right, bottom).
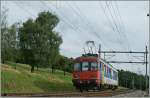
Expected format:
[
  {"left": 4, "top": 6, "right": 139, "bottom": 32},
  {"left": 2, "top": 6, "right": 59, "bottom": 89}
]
[
  {"left": 110, "top": 68, "right": 112, "bottom": 79},
  {"left": 106, "top": 66, "right": 108, "bottom": 77},
  {"left": 104, "top": 65, "right": 106, "bottom": 76},
  {"left": 74, "top": 63, "right": 80, "bottom": 71},
  {"left": 82, "top": 62, "right": 89, "bottom": 71},
  {"left": 116, "top": 72, "right": 118, "bottom": 80},
  {"left": 113, "top": 71, "right": 117, "bottom": 80},
  {"left": 113, "top": 71, "right": 115, "bottom": 80}
]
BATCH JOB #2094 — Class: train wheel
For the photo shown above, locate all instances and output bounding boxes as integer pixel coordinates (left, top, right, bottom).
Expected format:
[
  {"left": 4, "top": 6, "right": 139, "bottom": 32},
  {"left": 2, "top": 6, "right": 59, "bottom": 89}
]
[
  {"left": 115, "top": 86, "right": 118, "bottom": 89},
  {"left": 97, "top": 86, "right": 101, "bottom": 91},
  {"left": 112, "top": 86, "right": 115, "bottom": 90},
  {"left": 85, "top": 86, "right": 89, "bottom": 92}
]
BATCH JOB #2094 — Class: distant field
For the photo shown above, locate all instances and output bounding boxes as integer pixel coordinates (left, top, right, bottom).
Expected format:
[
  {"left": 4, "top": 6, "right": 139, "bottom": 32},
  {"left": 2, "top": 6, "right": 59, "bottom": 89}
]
[{"left": 1, "top": 63, "right": 75, "bottom": 93}]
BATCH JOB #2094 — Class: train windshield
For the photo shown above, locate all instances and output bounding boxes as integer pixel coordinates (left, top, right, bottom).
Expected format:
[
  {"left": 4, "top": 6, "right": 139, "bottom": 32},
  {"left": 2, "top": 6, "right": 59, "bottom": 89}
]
[
  {"left": 82, "top": 62, "right": 89, "bottom": 71},
  {"left": 91, "top": 62, "right": 98, "bottom": 71},
  {"left": 74, "top": 62, "right": 98, "bottom": 71}
]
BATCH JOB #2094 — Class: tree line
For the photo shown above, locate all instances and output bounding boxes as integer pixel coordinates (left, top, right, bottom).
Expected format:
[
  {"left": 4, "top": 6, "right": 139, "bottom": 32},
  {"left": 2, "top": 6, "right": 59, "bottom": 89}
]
[
  {"left": 118, "top": 70, "right": 149, "bottom": 90},
  {"left": 1, "top": 7, "right": 73, "bottom": 73}
]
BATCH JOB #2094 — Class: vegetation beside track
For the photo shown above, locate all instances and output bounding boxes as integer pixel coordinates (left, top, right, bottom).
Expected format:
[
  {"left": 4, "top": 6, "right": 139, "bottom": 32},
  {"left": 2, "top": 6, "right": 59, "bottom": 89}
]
[{"left": 1, "top": 63, "right": 75, "bottom": 93}]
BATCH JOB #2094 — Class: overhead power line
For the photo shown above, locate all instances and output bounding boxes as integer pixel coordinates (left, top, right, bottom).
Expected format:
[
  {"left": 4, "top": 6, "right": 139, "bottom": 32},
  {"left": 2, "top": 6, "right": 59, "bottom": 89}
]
[
  {"left": 111, "top": 1, "right": 131, "bottom": 50},
  {"left": 100, "top": 1, "right": 131, "bottom": 62},
  {"left": 73, "top": 2, "right": 112, "bottom": 50},
  {"left": 98, "top": 1, "right": 122, "bottom": 46}
]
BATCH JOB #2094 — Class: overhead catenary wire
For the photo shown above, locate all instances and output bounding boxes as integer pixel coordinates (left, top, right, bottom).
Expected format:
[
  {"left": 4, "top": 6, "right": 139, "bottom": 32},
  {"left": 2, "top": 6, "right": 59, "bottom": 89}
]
[
  {"left": 110, "top": 1, "right": 131, "bottom": 51},
  {"left": 105, "top": 2, "right": 124, "bottom": 46},
  {"left": 65, "top": 1, "right": 112, "bottom": 52},
  {"left": 98, "top": 1, "right": 133, "bottom": 65},
  {"left": 16, "top": 1, "right": 82, "bottom": 51},
  {"left": 99, "top": 2, "right": 130, "bottom": 64},
  {"left": 106, "top": 1, "right": 130, "bottom": 51},
  {"left": 105, "top": 1, "right": 132, "bottom": 62},
  {"left": 109, "top": 1, "right": 133, "bottom": 63},
  {"left": 41, "top": 1, "right": 101, "bottom": 55},
  {"left": 98, "top": 1, "right": 122, "bottom": 47},
  {"left": 41, "top": 1, "right": 85, "bottom": 46},
  {"left": 14, "top": 1, "right": 37, "bottom": 19},
  {"left": 73, "top": 2, "right": 112, "bottom": 50}
]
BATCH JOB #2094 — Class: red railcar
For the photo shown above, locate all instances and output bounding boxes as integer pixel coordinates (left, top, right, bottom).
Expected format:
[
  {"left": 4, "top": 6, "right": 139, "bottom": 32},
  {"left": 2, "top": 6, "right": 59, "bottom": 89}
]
[{"left": 72, "top": 53, "right": 118, "bottom": 92}]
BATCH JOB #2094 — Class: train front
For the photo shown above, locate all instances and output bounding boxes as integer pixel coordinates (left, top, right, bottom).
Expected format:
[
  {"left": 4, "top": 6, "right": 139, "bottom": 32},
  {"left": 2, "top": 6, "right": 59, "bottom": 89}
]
[{"left": 72, "top": 54, "right": 100, "bottom": 91}]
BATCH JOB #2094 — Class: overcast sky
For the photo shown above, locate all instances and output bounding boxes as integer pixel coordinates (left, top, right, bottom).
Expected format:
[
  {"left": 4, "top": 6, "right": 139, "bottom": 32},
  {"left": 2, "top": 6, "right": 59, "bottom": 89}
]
[{"left": 1, "top": 1, "right": 149, "bottom": 75}]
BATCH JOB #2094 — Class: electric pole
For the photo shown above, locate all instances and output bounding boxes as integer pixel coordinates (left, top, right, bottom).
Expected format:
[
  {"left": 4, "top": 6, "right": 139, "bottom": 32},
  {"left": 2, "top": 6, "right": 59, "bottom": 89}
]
[{"left": 98, "top": 44, "right": 101, "bottom": 59}]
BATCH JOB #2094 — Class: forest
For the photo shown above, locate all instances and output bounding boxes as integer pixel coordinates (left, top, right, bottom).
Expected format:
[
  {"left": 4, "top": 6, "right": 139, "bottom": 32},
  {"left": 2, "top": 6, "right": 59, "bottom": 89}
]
[{"left": 118, "top": 70, "right": 149, "bottom": 90}]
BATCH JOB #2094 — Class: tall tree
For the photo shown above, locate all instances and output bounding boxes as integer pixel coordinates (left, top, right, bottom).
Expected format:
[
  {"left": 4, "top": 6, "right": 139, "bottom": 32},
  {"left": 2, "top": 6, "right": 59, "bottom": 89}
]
[
  {"left": 1, "top": 7, "right": 8, "bottom": 63},
  {"left": 1, "top": 7, "right": 19, "bottom": 63},
  {"left": 19, "top": 11, "right": 62, "bottom": 72},
  {"left": 57, "top": 55, "right": 74, "bottom": 75}
]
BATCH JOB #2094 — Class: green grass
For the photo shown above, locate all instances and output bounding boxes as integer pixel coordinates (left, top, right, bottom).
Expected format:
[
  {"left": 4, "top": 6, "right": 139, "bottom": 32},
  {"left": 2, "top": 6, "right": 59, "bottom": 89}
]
[{"left": 1, "top": 63, "right": 75, "bottom": 93}]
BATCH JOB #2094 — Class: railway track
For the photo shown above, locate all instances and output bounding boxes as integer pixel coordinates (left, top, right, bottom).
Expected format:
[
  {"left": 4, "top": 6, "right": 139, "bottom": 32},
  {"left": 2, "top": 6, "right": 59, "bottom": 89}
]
[{"left": 2, "top": 89, "right": 135, "bottom": 97}]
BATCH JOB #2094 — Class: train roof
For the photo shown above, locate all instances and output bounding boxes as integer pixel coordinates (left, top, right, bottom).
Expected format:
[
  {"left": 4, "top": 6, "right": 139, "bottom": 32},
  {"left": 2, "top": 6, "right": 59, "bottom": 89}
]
[{"left": 75, "top": 56, "right": 97, "bottom": 62}]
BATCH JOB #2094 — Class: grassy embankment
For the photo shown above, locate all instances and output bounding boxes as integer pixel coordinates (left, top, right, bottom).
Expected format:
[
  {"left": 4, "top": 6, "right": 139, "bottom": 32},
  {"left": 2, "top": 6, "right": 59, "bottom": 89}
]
[{"left": 1, "top": 63, "right": 75, "bottom": 93}]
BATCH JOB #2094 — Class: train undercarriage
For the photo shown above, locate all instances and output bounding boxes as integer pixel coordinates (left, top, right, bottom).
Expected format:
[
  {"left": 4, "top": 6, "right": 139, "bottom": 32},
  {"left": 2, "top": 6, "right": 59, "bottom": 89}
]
[{"left": 72, "top": 79, "right": 118, "bottom": 92}]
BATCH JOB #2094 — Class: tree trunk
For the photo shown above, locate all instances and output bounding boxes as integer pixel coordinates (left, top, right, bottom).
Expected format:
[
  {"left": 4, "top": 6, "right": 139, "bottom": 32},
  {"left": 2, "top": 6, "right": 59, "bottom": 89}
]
[
  {"left": 14, "top": 65, "right": 16, "bottom": 69},
  {"left": 51, "top": 66, "right": 54, "bottom": 73},
  {"left": 37, "top": 65, "right": 38, "bottom": 71},
  {"left": 31, "top": 65, "right": 34, "bottom": 73},
  {"left": 64, "top": 68, "right": 66, "bottom": 76}
]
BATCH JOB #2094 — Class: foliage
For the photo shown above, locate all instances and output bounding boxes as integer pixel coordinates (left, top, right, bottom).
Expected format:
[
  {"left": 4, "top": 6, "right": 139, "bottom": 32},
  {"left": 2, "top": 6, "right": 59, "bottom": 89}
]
[
  {"left": 55, "top": 55, "right": 74, "bottom": 75},
  {"left": 19, "top": 11, "right": 62, "bottom": 72},
  {"left": 118, "top": 70, "right": 149, "bottom": 90},
  {"left": 1, "top": 7, "right": 8, "bottom": 63},
  {"left": 1, "top": 7, "right": 19, "bottom": 63}
]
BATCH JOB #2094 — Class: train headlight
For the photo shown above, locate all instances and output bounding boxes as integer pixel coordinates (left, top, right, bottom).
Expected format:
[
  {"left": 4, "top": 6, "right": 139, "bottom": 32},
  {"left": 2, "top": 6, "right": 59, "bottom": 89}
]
[
  {"left": 74, "top": 74, "right": 79, "bottom": 79},
  {"left": 95, "top": 79, "right": 99, "bottom": 83}
]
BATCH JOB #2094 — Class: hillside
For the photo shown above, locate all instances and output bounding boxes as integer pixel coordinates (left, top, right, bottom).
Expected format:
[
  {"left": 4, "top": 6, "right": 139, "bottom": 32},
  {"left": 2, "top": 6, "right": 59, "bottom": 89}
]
[{"left": 1, "top": 63, "right": 75, "bottom": 93}]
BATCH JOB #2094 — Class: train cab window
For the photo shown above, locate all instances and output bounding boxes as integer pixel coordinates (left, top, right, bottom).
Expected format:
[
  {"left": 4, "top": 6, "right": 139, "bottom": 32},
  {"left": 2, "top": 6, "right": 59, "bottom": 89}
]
[
  {"left": 91, "top": 62, "right": 98, "bottom": 71},
  {"left": 74, "top": 63, "right": 80, "bottom": 71},
  {"left": 82, "top": 62, "right": 89, "bottom": 71}
]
